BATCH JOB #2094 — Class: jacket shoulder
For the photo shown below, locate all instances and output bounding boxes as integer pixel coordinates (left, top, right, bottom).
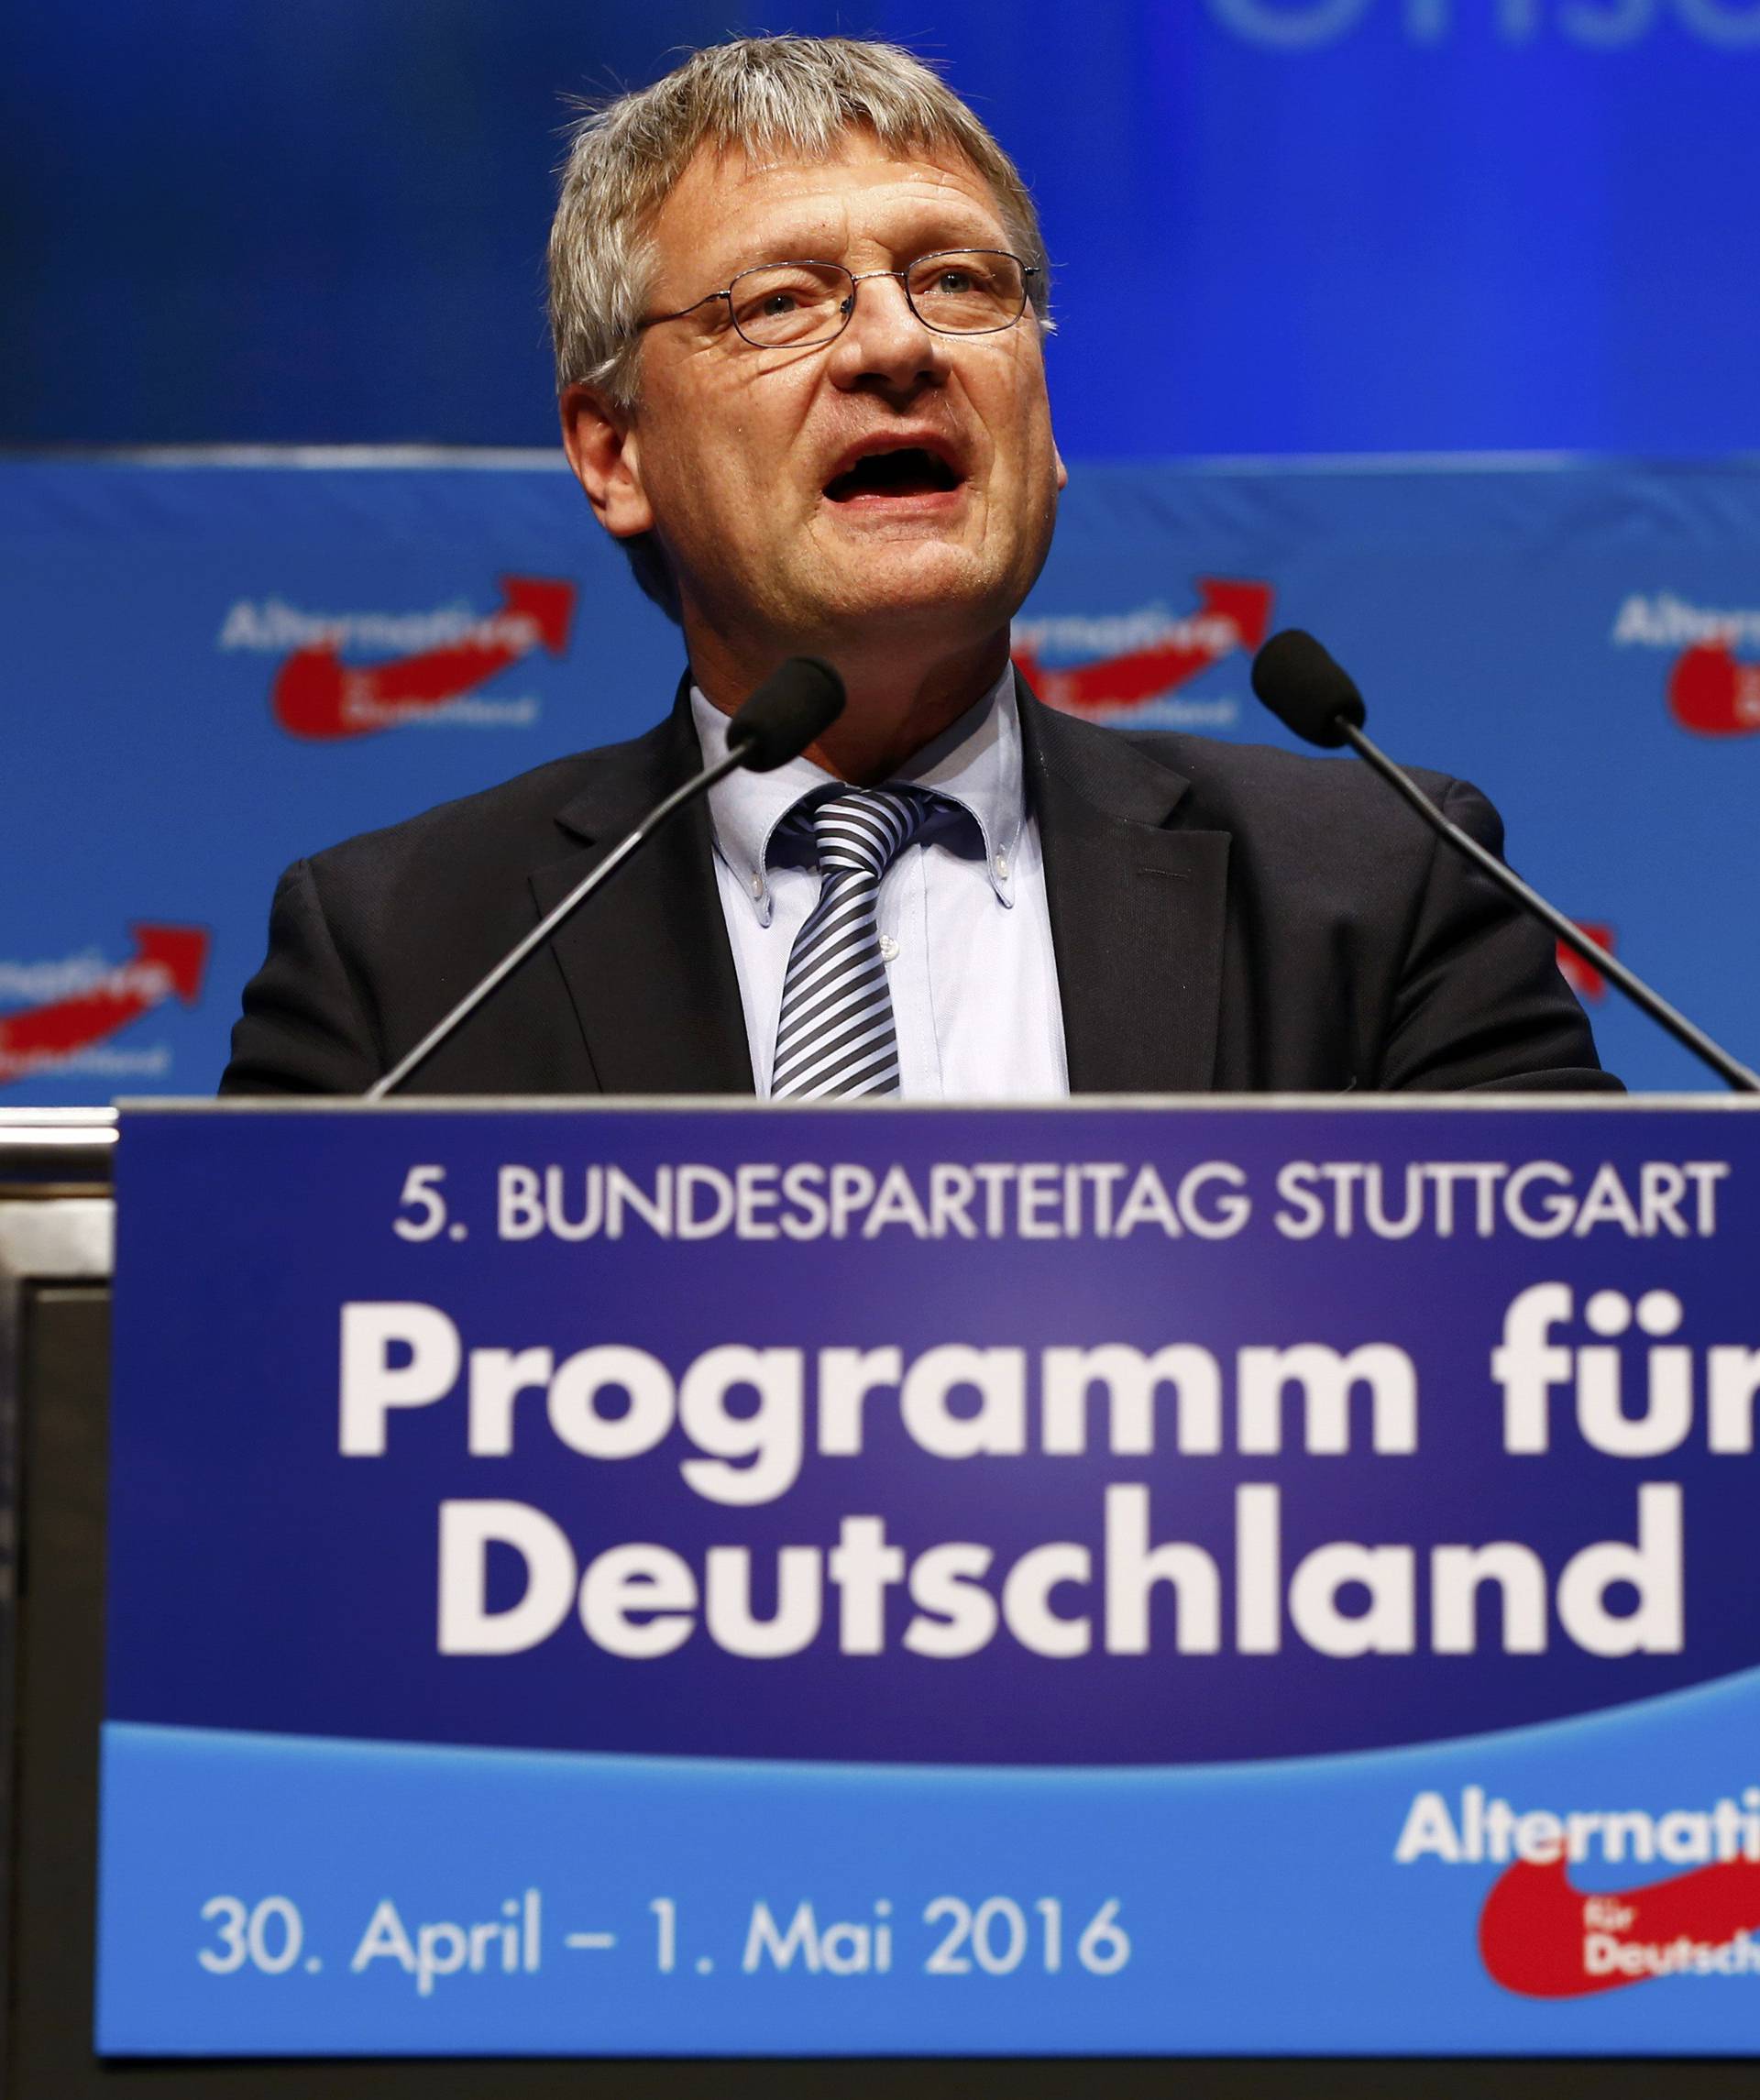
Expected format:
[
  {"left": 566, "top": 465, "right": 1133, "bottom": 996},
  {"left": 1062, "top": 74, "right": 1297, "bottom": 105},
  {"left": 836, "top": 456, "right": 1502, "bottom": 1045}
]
[
  {"left": 219, "top": 709, "right": 689, "bottom": 1096},
  {"left": 1118, "top": 725, "right": 1454, "bottom": 818},
  {"left": 305, "top": 711, "right": 678, "bottom": 890},
  {"left": 1026, "top": 694, "right": 1459, "bottom": 847}
]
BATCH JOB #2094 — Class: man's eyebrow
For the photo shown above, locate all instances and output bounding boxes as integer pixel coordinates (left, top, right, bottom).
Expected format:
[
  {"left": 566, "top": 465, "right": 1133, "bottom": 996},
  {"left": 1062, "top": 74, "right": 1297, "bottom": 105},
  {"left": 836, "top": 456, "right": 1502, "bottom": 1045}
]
[
  {"left": 718, "top": 214, "right": 1008, "bottom": 275},
  {"left": 721, "top": 227, "right": 843, "bottom": 269}
]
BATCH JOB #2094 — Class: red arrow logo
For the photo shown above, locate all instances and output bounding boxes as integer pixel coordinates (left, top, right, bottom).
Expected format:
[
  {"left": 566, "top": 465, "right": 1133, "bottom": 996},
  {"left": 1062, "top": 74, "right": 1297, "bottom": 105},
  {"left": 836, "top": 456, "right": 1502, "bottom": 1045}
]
[
  {"left": 1666, "top": 643, "right": 1760, "bottom": 737},
  {"left": 1480, "top": 1854, "right": 1760, "bottom": 1998},
  {"left": 271, "top": 577, "right": 578, "bottom": 742},
  {"left": 1012, "top": 578, "right": 1274, "bottom": 717},
  {"left": 0, "top": 926, "right": 210, "bottom": 1084},
  {"left": 1556, "top": 922, "right": 1615, "bottom": 1003}
]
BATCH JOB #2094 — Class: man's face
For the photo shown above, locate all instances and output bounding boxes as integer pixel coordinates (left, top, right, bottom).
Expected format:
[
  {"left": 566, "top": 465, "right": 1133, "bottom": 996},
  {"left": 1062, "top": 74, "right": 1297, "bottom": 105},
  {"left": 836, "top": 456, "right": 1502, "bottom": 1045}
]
[{"left": 581, "top": 130, "right": 1065, "bottom": 665}]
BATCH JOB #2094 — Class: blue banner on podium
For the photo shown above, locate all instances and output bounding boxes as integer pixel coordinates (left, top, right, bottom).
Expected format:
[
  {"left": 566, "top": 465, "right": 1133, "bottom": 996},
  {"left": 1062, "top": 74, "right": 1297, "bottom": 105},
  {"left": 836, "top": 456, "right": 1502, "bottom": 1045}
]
[{"left": 100, "top": 1099, "right": 1760, "bottom": 2056}]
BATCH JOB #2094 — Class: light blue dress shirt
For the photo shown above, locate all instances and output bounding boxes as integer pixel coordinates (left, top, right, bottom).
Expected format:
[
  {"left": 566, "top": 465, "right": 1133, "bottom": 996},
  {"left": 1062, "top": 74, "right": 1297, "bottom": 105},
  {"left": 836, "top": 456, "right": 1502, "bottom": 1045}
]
[{"left": 691, "top": 670, "right": 1070, "bottom": 1101}]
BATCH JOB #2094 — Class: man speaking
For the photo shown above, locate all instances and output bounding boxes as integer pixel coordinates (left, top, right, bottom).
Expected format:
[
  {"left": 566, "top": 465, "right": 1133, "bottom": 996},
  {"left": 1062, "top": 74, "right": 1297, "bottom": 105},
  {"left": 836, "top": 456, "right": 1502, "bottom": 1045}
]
[{"left": 223, "top": 35, "right": 1612, "bottom": 1099}]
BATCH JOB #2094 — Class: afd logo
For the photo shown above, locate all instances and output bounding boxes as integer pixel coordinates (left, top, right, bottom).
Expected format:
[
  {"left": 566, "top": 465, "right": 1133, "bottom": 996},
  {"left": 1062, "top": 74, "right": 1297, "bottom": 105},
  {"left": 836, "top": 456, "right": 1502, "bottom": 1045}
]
[
  {"left": 1012, "top": 579, "right": 1273, "bottom": 727},
  {"left": 1611, "top": 592, "right": 1760, "bottom": 738},
  {"left": 0, "top": 928, "right": 210, "bottom": 1086},
  {"left": 1396, "top": 1781, "right": 1760, "bottom": 1998},
  {"left": 217, "top": 578, "right": 578, "bottom": 742},
  {"left": 1208, "top": 0, "right": 1760, "bottom": 49}
]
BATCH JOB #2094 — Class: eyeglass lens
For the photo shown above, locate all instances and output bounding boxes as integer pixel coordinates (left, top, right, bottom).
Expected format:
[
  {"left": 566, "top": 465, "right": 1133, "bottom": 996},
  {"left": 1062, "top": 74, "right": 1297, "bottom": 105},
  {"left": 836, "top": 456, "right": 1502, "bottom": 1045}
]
[{"left": 727, "top": 252, "right": 1028, "bottom": 347}]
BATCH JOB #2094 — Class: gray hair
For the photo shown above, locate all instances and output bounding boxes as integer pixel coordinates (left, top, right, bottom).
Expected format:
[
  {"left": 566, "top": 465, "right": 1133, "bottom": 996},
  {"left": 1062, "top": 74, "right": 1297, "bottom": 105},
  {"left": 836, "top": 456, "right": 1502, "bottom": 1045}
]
[{"left": 547, "top": 36, "right": 1051, "bottom": 619}]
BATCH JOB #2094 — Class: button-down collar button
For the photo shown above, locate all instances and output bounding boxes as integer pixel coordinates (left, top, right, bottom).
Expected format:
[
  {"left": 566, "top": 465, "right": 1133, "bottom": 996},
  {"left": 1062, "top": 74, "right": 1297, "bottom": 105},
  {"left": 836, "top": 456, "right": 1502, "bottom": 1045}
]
[
  {"left": 750, "top": 872, "right": 764, "bottom": 900},
  {"left": 995, "top": 852, "right": 1010, "bottom": 881}
]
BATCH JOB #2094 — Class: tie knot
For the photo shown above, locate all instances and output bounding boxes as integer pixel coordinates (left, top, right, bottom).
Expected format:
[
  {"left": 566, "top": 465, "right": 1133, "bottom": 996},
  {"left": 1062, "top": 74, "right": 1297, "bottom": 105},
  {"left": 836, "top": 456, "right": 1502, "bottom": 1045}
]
[{"left": 793, "top": 783, "right": 937, "bottom": 880}]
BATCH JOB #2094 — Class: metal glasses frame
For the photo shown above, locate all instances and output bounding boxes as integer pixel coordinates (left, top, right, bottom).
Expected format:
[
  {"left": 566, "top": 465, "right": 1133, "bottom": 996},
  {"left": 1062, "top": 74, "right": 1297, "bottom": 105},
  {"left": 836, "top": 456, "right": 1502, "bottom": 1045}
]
[{"left": 634, "top": 249, "right": 1040, "bottom": 348}]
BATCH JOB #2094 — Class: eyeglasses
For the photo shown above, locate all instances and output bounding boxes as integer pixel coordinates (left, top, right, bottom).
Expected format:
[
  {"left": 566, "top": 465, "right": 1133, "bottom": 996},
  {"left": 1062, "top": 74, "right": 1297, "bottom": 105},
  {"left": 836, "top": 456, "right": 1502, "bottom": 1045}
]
[{"left": 635, "top": 250, "right": 1040, "bottom": 350}]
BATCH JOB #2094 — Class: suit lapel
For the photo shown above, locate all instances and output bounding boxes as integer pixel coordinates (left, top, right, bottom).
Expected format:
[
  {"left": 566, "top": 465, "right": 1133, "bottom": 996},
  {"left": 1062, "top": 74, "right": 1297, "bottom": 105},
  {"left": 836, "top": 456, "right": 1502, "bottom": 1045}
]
[
  {"left": 531, "top": 685, "right": 754, "bottom": 1094},
  {"left": 1019, "top": 679, "right": 1230, "bottom": 1094}
]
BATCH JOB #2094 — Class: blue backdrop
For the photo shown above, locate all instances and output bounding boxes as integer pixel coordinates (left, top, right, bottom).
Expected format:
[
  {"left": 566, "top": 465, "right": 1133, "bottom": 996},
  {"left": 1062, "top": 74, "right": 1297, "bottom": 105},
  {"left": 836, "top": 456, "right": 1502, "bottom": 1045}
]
[
  {"left": 3, "top": 453, "right": 1756, "bottom": 1099},
  {"left": 5, "top": 4, "right": 1758, "bottom": 454}
]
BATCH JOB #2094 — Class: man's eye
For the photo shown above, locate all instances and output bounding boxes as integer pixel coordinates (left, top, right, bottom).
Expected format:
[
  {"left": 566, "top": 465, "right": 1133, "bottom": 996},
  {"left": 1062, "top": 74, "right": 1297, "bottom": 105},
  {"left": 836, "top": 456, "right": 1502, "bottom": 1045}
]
[
  {"left": 732, "top": 280, "right": 829, "bottom": 329},
  {"left": 729, "top": 295, "right": 789, "bottom": 331},
  {"left": 930, "top": 269, "right": 978, "bottom": 295}
]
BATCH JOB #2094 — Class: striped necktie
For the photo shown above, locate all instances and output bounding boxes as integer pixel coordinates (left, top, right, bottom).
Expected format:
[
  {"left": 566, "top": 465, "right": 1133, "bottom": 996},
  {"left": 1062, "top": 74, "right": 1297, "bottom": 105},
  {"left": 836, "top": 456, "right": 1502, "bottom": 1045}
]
[{"left": 769, "top": 785, "right": 936, "bottom": 1100}]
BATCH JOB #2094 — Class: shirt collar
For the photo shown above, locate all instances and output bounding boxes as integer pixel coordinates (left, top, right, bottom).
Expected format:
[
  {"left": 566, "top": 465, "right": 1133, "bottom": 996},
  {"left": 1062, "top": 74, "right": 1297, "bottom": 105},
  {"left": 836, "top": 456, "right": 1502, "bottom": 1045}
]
[{"left": 691, "top": 664, "right": 1025, "bottom": 927}]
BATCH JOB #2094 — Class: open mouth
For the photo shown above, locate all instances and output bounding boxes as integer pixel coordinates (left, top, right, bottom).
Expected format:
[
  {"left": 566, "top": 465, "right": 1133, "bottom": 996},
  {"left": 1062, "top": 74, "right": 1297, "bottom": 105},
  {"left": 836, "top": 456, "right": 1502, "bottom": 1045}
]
[{"left": 824, "top": 447, "right": 962, "bottom": 502}]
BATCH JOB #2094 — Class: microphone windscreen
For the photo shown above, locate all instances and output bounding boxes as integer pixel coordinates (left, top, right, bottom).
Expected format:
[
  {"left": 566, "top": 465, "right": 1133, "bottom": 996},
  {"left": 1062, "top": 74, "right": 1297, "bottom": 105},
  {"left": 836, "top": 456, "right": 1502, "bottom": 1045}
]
[
  {"left": 1250, "top": 630, "right": 1368, "bottom": 749},
  {"left": 727, "top": 656, "right": 846, "bottom": 772}
]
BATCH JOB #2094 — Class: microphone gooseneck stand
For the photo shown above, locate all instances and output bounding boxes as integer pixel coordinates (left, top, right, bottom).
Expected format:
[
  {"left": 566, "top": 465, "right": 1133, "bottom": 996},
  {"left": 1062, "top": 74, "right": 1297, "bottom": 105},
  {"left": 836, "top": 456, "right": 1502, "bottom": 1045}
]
[
  {"left": 365, "top": 655, "right": 847, "bottom": 1102},
  {"left": 1249, "top": 629, "right": 1760, "bottom": 1095}
]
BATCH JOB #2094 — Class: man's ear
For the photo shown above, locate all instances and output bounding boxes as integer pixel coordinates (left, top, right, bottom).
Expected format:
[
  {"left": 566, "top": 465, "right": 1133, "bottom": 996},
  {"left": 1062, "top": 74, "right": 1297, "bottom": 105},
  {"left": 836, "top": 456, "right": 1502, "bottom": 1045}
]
[{"left": 560, "top": 382, "right": 654, "bottom": 540}]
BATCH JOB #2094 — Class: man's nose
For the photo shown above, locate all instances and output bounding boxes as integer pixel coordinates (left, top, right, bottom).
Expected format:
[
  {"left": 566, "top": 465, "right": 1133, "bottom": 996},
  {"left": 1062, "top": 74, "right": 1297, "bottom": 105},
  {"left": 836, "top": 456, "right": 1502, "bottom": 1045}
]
[{"left": 827, "top": 271, "right": 948, "bottom": 393}]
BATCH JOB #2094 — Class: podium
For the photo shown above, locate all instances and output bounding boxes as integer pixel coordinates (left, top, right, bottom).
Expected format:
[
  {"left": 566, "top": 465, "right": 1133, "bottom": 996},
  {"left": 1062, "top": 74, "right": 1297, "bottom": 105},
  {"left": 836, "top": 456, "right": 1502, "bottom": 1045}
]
[{"left": 6, "top": 1096, "right": 1760, "bottom": 2095}]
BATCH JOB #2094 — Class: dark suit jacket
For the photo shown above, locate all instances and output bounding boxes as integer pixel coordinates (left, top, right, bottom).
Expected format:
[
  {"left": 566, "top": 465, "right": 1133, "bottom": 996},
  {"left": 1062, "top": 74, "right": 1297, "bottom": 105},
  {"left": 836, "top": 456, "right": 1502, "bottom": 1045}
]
[{"left": 220, "top": 676, "right": 1617, "bottom": 1096}]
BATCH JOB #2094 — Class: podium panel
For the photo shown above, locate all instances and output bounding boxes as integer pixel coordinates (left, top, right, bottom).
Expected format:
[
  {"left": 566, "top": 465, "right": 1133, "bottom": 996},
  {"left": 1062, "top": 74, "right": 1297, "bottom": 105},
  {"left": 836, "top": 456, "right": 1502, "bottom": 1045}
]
[{"left": 75, "top": 1096, "right": 1760, "bottom": 2074}]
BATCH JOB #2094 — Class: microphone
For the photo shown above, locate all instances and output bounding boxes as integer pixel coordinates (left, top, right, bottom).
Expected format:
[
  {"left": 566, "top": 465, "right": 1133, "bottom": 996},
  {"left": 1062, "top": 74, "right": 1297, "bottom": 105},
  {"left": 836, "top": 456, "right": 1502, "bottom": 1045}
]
[
  {"left": 724, "top": 654, "right": 844, "bottom": 770},
  {"left": 1250, "top": 629, "right": 1760, "bottom": 1094},
  {"left": 365, "top": 656, "right": 845, "bottom": 1100},
  {"left": 1250, "top": 629, "right": 1365, "bottom": 748}
]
